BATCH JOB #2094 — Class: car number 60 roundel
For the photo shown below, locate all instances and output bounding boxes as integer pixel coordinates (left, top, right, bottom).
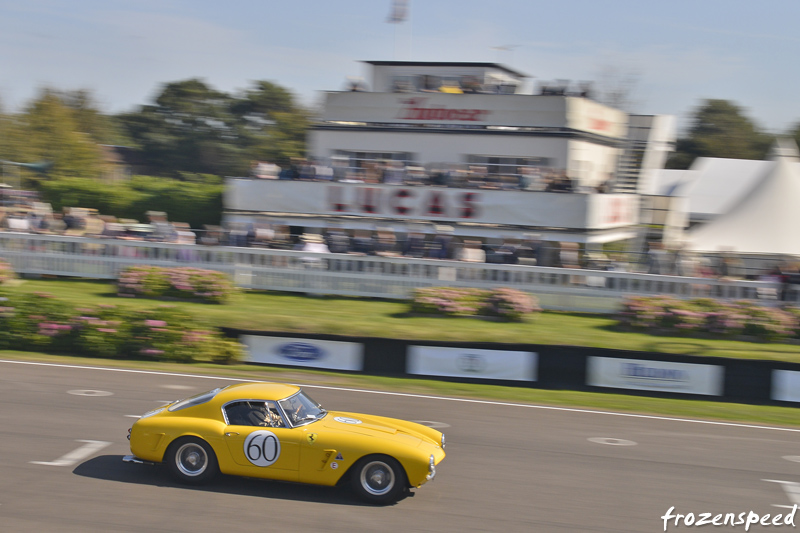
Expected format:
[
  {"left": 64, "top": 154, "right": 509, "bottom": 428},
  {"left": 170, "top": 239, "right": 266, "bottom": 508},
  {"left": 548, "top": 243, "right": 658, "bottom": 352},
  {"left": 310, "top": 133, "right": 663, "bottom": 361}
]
[{"left": 243, "top": 430, "right": 281, "bottom": 467}]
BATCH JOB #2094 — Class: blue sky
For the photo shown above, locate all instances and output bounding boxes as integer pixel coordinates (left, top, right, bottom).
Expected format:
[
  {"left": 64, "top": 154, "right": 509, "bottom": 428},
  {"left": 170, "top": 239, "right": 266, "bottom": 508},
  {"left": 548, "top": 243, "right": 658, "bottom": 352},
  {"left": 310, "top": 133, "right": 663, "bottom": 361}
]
[{"left": 1, "top": 0, "right": 799, "bottom": 133}]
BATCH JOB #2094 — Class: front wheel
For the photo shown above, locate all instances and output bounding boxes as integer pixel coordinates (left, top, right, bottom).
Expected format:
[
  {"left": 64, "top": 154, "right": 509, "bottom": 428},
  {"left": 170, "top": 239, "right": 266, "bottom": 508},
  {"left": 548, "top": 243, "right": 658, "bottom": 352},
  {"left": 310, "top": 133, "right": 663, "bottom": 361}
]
[
  {"left": 350, "top": 455, "right": 407, "bottom": 504},
  {"left": 166, "top": 437, "right": 218, "bottom": 484}
]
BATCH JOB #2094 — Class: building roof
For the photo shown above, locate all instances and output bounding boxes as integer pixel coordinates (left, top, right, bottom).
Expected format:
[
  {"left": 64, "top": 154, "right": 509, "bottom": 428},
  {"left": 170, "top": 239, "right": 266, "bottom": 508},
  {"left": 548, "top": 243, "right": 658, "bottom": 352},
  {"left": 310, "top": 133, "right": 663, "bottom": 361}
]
[{"left": 362, "top": 60, "right": 529, "bottom": 79}]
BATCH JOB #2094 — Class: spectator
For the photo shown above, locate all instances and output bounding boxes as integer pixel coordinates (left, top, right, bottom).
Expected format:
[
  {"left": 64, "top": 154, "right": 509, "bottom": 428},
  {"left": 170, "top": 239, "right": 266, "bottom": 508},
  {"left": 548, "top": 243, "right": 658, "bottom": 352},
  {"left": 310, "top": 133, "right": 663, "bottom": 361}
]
[
  {"left": 350, "top": 229, "right": 376, "bottom": 255},
  {"left": 251, "top": 161, "right": 281, "bottom": 179},
  {"left": 382, "top": 161, "right": 405, "bottom": 185},
  {"left": 298, "top": 159, "right": 316, "bottom": 181},
  {"left": 428, "top": 225, "right": 455, "bottom": 259},
  {"left": 646, "top": 242, "right": 667, "bottom": 275},
  {"left": 325, "top": 227, "right": 351, "bottom": 254},
  {"left": 402, "top": 228, "right": 427, "bottom": 258},
  {"left": 459, "top": 240, "right": 486, "bottom": 263},
  {"left": 375, "top": 227, "right": 398, "bottom": 256},
  {"left": 299, "top": 233, "right": 330, "bottom": 268}
]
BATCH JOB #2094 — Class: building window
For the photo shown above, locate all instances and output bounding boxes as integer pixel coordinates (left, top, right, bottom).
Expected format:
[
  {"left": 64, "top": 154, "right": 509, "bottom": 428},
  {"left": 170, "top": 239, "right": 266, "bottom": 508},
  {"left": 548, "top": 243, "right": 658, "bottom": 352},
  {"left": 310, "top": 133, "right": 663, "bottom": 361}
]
[
  {"left": 334, "top": 150, "right": 415, "bottom": 169},
  {"left": 465, "top": 155, "right": 551, "bottom": 176}
]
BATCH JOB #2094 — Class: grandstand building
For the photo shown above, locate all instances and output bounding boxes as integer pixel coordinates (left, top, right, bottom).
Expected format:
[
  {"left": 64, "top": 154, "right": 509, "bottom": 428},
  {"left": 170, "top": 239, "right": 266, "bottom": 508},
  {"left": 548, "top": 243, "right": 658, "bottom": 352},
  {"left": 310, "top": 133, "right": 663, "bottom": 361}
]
[{"left": 225, "top": 60, "right": 676, "bottom": 246}]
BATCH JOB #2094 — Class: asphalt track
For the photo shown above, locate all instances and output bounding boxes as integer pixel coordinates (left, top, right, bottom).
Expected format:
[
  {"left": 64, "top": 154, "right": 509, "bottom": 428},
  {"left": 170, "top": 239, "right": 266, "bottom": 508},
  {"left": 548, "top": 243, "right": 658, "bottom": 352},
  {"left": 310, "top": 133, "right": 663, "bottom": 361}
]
[{"left": 1, "top": 360, "right": 800, "bottom": 532}]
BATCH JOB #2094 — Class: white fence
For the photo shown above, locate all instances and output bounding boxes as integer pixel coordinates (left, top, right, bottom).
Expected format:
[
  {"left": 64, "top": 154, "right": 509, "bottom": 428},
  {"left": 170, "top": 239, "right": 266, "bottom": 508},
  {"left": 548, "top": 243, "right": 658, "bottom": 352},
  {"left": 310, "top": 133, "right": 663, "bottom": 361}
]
[{"left": 0, "top": 232, "right": 786, "bottom": 313}]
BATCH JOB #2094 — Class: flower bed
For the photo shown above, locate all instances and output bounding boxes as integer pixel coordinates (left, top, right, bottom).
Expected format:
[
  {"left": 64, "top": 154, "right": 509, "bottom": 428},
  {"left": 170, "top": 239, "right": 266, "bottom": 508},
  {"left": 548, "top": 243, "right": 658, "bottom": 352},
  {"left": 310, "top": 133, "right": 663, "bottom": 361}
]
[
  {"left": 410, "top": 287, "right": 540, "bottom": 322},
  {"left": 618, "top": 295, "right": 800, "bottom": 342},
  {"left": 0, "top": 292, "right": 243, "bottom": 363},
  {"left": 117, "top": 266, "right": 240, "bottom": 304}
]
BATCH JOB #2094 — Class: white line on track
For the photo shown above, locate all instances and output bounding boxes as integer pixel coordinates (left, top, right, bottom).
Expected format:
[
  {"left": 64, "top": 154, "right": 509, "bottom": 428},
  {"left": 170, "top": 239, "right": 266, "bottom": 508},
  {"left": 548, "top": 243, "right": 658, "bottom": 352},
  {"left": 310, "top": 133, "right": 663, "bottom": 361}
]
[
  {"left": 3, "top": 358, "right": 800, "bottom": 434},
  {"left": 30, "top": 440, "right": 111, "bottom": 467}
]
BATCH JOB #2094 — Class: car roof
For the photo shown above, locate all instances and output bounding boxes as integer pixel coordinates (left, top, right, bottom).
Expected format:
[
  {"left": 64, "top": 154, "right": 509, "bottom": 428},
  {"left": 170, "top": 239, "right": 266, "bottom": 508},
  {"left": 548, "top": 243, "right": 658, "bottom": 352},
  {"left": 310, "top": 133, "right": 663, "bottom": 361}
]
[{"left": 216, "top": 382, "right": 301, "bottom": 404}]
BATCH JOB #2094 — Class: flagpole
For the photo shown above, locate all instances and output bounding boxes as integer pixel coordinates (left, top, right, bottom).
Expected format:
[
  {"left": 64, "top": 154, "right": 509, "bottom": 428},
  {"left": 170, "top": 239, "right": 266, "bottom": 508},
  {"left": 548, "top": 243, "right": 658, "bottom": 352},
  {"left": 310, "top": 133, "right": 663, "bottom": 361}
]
[{"left": 407, "top": 0, "right": 412, "bottom": 59}]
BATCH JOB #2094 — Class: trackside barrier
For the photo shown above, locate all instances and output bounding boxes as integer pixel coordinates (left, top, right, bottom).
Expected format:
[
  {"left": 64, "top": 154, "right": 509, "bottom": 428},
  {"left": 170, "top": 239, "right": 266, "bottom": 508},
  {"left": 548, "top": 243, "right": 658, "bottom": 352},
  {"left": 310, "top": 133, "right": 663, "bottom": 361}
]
[
  {"left": 226, "top": 328, "right": 798, "bottom": 406},
  {"left": 0, "top": 232, "right": 791, "bottom": 313}
]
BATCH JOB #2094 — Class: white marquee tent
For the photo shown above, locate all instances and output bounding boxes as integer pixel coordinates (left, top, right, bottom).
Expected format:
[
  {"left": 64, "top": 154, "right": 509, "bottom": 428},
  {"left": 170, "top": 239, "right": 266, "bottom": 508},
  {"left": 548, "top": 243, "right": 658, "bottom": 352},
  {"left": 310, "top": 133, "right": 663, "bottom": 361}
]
[{"left": 685, "top": 139, "right": 800, "bottom": 255}]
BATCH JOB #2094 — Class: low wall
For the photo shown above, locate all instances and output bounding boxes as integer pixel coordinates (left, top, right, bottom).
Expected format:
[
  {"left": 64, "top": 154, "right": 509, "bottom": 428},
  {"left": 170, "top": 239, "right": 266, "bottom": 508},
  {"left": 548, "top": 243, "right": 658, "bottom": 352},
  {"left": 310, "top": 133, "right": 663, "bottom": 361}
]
[{"left": 221, "top": 328, "right": 800, "bottom": 406}]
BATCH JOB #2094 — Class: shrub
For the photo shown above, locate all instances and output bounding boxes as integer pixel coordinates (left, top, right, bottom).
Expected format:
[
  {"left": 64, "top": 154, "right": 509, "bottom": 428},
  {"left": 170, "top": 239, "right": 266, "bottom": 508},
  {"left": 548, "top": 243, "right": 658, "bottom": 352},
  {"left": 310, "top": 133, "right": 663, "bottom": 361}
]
[
  {"left": 618, "top": 295, "right": 799, "bottom": 342},
  {"left": 410, "top": 287, "right": 540, "bottom": 322},
  {"left": 480, "top": 288, "right": 541, "bottom": 322},
  {"left": 411, "top": 287, "right": 486, "bottom": 317},
  {"left": 118, "top": 266, "right": 239, "bottom": 304},
  {"left": 0, "top": 292, "right": 243, "bottom": 364}
]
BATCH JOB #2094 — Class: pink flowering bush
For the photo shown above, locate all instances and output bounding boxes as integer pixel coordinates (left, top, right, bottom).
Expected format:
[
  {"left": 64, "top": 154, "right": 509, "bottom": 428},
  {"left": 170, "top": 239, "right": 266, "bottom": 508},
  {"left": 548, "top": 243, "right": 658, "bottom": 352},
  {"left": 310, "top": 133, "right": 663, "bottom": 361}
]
[
  {"left": 0, "top": 292, "right": 243, "bottom": 363},
  {"left": 411, "top": 287, "right": 540, "bottom": 322},
  {"left": 118, "top": 266, "right": 239, "bottom": 304},
  {"left": 619, "top": 295, "right": 800, "bottom": 342},
  {"left": 480, "top": 288, "right": 542, "bottom": 321}
]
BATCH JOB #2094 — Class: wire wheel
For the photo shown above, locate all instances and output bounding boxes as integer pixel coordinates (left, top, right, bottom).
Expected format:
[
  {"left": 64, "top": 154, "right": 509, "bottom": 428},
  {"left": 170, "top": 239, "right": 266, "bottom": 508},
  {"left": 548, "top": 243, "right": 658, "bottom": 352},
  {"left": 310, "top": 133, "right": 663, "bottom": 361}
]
[
  {"left": 351, "top": 455, "right": 406, "bottom": 504},
  {"left": 167, "top": 438, "right": 218, "bottom": 484}
]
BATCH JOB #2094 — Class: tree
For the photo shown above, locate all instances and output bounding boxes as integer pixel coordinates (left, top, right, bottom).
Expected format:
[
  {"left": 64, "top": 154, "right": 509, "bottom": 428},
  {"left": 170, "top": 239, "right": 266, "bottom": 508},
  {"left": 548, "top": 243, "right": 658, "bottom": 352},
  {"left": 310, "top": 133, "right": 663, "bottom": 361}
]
[
  {"left": 234, "top": 81, "right": 309, "bottom": 167},
  {"left": 119, "top": 79, "right": 309, "bottom": 177},
  {"left": 56, "top": 89, "right": 130, "bottom": 146},
  {"left": 119, "top": 79, "right": 245, "bottom": 177},
  {"left": 666, "top": 99, "right": 772, "bottom": 169},
  {"left": 21, "top": 89, "right": 105, "bottom": 182}
]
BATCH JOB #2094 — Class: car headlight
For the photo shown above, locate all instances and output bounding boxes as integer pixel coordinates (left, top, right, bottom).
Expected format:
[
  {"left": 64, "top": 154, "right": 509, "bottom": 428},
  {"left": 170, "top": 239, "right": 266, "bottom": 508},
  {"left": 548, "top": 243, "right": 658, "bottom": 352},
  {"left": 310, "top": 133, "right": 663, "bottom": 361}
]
[
  {"left": 441, "top": 433, "right": 445, "bottom": 449},
  {"left": 426, "top": 454, "right": 436, "bottom": 481}
]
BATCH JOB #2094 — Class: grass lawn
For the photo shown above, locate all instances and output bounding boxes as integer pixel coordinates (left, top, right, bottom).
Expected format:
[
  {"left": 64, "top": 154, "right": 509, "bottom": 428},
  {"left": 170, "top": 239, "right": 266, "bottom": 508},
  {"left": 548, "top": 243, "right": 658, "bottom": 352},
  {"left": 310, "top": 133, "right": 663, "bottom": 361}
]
[{"left": 6, "top": 277, "right": 800, "bottom": 362}]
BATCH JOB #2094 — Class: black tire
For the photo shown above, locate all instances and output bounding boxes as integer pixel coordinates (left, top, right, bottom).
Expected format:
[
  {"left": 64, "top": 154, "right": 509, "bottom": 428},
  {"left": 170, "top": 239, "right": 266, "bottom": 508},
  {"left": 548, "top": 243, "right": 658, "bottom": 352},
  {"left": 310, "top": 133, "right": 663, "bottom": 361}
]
[
  {"left": 166, "top": 437, "right": 218, "bottom": 484},
  {"left": 350, "top": 455, "right": 407, "bottom": 504}
]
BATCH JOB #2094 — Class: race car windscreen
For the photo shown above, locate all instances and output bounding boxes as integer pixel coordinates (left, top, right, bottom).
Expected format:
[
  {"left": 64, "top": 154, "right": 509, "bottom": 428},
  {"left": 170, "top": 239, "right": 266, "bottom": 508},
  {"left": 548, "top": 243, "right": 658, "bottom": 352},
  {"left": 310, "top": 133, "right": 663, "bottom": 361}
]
[{"left": 278, "top": 391, "right": 327, "bottom": 427}]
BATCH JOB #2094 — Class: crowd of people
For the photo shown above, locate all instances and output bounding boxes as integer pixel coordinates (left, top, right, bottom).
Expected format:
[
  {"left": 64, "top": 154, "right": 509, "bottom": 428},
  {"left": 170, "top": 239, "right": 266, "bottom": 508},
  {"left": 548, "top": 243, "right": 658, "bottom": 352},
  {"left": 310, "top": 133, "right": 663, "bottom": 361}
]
[
  {"left": 1, "top": 199, "right": 793, "bottom": 281},
  {"left": 250, "top": 159, "right": 613, "bottom": 194},
  {"left": 0, "top": 204, "right": 196, "bottom": 244}
]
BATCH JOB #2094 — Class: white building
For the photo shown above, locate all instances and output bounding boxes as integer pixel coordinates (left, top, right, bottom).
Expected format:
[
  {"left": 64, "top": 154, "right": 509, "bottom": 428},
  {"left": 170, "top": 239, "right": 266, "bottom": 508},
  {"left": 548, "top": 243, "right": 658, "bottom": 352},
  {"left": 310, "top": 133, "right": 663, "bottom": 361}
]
[{"left": 225, "top": 61, "right": 675, "bottom": 246}]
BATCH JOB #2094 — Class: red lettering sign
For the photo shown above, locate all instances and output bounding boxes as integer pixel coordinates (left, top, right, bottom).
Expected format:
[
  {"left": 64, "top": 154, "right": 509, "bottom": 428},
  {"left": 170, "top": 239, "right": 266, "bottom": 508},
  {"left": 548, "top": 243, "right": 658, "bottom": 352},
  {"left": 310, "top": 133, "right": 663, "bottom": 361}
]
[
  {"left": 389, "top": 188, "right": 414, "bottom": 216},
  {"left": 327, "top": 186, "right": 483, "bottom": 220},
  {"left": 358, "top": 188, "right": 380, "bottom": 214},
  {"left": 396, "top": 98, "right": 490, "bottom": 122},
  {"left": 589, "top": 117, "right": 611, "bottom": 132},
  {"left": 459, "top": 192, "right": 480, "bottom": 219},
  {"left": 328, "top": 186, "right": 348, "bottom": 212}
]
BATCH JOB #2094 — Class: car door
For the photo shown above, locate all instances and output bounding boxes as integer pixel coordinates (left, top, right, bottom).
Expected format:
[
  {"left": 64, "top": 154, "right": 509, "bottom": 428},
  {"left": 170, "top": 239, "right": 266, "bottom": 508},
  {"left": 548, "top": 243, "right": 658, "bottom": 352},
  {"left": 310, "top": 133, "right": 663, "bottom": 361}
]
[{"left": 222, "top": 400, "right": 301, "bottom": 481}]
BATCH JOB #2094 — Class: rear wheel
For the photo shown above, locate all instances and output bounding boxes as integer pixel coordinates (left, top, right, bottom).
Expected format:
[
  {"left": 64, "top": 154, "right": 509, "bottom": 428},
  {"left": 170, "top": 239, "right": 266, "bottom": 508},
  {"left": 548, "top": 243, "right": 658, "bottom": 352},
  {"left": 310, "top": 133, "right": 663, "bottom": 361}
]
[
  {"left": 350, "top": 455, "right": 407, "bottom": 504},
  {"left": 166, "top": 437, "right": 218, "bottom": 484}
]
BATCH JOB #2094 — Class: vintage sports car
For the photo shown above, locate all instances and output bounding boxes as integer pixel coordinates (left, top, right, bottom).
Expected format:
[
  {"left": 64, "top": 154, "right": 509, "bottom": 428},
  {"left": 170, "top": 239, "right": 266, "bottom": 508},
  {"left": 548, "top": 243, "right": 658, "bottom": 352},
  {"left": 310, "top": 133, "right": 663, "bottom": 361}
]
[{"left": 125, "top": 382, "right": 445, "bottom": 503}]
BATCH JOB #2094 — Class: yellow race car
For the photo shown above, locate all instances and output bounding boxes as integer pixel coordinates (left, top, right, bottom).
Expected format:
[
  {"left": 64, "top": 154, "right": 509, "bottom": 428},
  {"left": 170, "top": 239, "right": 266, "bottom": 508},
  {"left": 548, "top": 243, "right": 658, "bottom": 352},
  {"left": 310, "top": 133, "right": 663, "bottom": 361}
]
[{"left": 125, "top": 382, "right": 445, "bottom": 504}]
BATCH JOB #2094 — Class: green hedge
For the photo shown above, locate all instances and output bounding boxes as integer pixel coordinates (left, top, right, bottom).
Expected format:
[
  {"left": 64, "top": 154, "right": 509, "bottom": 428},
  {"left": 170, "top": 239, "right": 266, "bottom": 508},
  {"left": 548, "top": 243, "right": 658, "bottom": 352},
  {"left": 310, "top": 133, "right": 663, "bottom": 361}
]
[{"left": 37, "top": 174, "right": 223, "bottom": 229}]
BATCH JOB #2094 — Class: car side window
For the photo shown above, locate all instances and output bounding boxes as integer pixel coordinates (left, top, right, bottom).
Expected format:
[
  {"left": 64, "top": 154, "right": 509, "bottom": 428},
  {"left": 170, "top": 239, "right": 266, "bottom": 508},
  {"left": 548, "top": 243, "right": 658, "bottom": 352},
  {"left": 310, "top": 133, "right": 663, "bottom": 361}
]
[{"left": 224, "top": 401, "right": 285, "bottom": 428}]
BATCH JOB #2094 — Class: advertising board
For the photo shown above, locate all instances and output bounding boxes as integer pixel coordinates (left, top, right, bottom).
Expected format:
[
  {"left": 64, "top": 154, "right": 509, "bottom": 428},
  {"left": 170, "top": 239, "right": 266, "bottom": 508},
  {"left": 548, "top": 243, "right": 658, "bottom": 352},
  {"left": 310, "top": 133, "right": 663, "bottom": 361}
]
[
  {"left": 587, "top": 357, "right": 723, "bottom": 396},
  {"left": 242, "top": 335, "right": 363, "bottom": 371},
  {"left": 407, "top": 345, "right": 537, "bottom": 381}
]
